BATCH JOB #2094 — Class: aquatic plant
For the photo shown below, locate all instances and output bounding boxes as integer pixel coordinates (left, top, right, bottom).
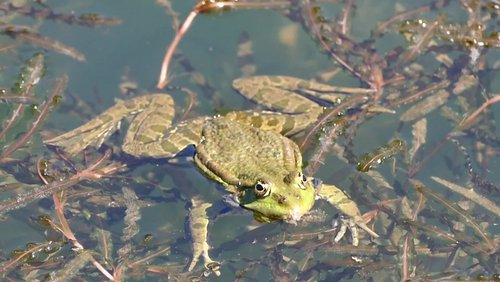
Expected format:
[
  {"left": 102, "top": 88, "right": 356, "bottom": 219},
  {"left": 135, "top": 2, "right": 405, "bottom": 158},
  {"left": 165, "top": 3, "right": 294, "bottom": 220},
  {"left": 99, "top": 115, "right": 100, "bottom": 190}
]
[{"left": 0, "top": 0, "right": 498, "bottom": 280}]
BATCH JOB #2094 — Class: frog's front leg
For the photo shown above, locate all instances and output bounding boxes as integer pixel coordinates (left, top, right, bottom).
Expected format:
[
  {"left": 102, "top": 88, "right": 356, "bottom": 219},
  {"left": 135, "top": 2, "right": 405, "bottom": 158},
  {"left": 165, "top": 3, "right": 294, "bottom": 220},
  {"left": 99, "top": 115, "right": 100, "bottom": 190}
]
[
  {"left": 316, "top": 183, "right": 378, "bottom": 246},
  {"left": 187, "top": 197, "right": 221, "bottom": 276},
  {"left": 233, "top": 75, "right": 348, "bottom": 113},
  {"left": 45, "top": 94, "right": 176, "bottom": 156}
]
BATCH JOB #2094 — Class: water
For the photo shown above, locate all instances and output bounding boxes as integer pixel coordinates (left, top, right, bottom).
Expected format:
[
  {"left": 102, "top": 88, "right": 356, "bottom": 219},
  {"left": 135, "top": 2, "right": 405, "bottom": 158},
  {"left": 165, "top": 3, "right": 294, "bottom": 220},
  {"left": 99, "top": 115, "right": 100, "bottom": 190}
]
[{"left": 0, "top": 0, "right": 498, "bottom": 281}]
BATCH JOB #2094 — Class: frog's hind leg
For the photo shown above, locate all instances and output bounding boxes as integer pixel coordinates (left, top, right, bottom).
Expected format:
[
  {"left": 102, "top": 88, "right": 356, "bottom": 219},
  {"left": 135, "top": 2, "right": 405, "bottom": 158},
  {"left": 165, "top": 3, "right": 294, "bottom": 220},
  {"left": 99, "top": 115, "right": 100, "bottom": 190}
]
[
  {"left": 45, "top": 94, "right": 172, "bottom": 156},
  {"left": 233, "top": 75, "right": 326, "bottom": 114},
  {"left": 123, "top": 115, "right": 209, "bottom": 159},
  {"left": 120, "top": 94, "right": 174, "bottom": 158},
  {"left": 233, "top": 75, "right": 356, "bottom": 109},
  {"left": 224, "top": 110, "right": 316, "bottom": 136},
  {"left": 231, "top": 76, "right": 330, "bottom": 135}
]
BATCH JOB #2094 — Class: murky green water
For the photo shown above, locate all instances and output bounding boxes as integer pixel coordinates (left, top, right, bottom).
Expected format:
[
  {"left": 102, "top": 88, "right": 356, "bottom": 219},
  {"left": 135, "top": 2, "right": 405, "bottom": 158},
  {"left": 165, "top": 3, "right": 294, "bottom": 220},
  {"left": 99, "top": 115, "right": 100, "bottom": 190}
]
[{"left": 0, "top": 0, "right": 498, "bottom": 281}]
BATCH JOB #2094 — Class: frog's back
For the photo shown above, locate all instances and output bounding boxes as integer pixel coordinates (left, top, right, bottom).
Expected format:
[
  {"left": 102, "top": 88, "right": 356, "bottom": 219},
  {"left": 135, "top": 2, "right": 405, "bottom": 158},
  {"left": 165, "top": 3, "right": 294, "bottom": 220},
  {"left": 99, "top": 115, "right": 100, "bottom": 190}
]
[{"left": 195, "top": 118, "right": 301, "bottom": 187}]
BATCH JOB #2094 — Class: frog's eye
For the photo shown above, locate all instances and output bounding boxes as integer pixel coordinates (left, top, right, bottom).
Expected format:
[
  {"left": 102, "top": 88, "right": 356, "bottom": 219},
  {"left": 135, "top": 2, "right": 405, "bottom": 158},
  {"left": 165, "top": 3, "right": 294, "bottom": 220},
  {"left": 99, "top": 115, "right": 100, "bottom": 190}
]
[{"left": 254, "top": 180, "right": 271, "bottom": 198}]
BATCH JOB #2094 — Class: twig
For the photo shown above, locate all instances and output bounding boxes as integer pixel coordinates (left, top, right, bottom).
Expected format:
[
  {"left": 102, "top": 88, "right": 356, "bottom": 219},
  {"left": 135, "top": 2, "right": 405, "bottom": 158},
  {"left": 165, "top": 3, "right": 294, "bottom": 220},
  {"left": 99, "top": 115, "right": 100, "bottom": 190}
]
[
  {"left": 37, "top": 159, "right": 115, "bottom": 280},
  {"left": 300, "top": 94, "right": 367, "bottom": 149},
  {"left": 128, "top": 246, "right": 171, "bottom": 269},
  {"left": 408, "top": 135, "right": 447, "bottom": 178},
  {"left": 0, "top": 150, "right": 116, "bottom": 214},
  {"left": 412, "top": 181, "right": 496, "bottom": 252},
  {"left": 431, "top": 176, "right": 500, "bottom": 216},
  {"left": 156, "top": 0, "right": 181, "bottom": 31},
  {"left": 0, "top": 75, "right": 67, "bottom": 162},
  {"left": 0, "top": 53, "right": 45, "bottom": 141},
  {"left": 300, "top": 0, "right": 365, "bottom": 84},
  {"left": 0, "top": 241, "right": 52, "bottom": 275},
  {"left": 390, "top": 79, "right": 450, "bottom": 107},
  {"left": 374, "top": 0, "right": 450, "bottom": 36},
  {"left": 0, "top": 95, "right": 38, "bottom": 103},
  {"left": 338, "top": 0, "right": 354, "bottom": 35},
  {"left": 157, "top": 0, "right": 289, "bottom": 88},
  {"left": 455, "top": 95, "right": 500, "bottom": 132},
  {"left": 397, "top": 15, "right": 443, "bottom": 67}
]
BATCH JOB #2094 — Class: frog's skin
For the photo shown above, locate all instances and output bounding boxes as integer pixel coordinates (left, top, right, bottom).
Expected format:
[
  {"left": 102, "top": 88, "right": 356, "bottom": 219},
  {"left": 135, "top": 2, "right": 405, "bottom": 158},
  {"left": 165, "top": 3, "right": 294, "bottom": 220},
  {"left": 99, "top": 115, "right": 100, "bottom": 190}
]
[{"left": 45, "top": 75, "right": 379, "bottom": 273}]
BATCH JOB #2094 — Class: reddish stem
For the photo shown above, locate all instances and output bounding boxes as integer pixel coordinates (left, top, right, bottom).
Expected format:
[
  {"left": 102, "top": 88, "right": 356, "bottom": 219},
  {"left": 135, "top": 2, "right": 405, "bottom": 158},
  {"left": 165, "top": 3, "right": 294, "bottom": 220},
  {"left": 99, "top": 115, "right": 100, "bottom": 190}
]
[
  {"left": 157, "top": 1, "right": 289, "bottom": 88},
  {"left": 300, "top": 95, "right": 368, "bottom": 149},
  {"left": 456, "top": 95, "right": 500, "bottom": 132},
  {"left": 157, "top": 10, "right": 199, "bottom": 89}
]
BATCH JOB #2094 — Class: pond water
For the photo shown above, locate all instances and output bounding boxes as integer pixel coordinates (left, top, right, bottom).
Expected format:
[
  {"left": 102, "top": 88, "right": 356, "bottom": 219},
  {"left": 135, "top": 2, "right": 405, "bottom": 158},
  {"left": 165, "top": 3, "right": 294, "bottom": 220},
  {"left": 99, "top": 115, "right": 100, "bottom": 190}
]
[{"left": 0, "top": 0, "right": 498, "bottom": 281}]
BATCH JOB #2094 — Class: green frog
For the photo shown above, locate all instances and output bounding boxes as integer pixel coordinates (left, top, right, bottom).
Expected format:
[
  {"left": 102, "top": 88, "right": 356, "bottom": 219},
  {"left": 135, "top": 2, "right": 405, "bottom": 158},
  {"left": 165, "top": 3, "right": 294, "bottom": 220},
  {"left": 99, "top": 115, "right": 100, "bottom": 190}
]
[{"left": 45, "top": 75, "right": 378, "bottom": 273}]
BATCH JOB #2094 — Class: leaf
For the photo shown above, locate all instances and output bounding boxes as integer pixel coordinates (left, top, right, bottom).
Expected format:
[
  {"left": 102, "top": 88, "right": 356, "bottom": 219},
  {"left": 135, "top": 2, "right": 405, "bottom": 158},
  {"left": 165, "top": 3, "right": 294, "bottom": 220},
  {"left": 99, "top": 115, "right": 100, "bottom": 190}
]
[
  {"left": 431, "top": 176, "right": 500, "bottom": 216},
  {"left": 365, "top": 170, "right": 393, "bottom": 190},
  {"left": 400, "top": 90, "right": 449, "bottom": 121},
  {"left": 409, "top": 118, "right": 427, "bottom": 161},
  {"left": 118, "top": 187, "right": 141, "bottom": 263}
]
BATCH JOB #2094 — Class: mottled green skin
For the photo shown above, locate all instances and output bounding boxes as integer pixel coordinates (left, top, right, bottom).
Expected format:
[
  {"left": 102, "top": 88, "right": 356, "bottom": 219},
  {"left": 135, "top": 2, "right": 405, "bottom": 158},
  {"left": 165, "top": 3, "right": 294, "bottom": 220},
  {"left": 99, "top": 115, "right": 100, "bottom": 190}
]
[{"left": 195, "top": 118, "right": 315, "bottom": 222}]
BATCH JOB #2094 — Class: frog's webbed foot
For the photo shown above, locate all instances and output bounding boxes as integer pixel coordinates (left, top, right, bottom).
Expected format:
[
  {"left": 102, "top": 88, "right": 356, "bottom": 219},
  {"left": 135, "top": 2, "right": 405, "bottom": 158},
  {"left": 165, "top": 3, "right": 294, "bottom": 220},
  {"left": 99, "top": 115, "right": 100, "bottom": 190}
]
[
  {"left": 316, "top": 182, "right": 379, "bottom": 246},
  {"left": 44, "top": 100, "right": 130, "bottom": 156},
  {"left": 187, "top": 197, "right": 221, "bottom": 276},
  {"left": 332, "top": 213, "right": 373, "bottom": 247}
]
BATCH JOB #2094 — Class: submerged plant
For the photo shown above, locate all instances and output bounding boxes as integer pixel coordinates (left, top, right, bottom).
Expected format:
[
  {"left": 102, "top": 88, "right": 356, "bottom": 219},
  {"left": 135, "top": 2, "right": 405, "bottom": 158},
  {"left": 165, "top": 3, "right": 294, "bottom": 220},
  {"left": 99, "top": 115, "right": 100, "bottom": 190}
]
[{"left": 0, "top": 0, "right": 499, "bottom": 280}]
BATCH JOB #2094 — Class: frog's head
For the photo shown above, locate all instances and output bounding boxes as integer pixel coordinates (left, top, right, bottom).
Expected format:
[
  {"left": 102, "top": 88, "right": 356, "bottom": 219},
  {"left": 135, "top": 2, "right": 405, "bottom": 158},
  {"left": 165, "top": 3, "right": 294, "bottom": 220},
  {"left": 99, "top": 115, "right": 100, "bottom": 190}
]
[{"left": 239, "top": 171, "right": 315, "bottom": 223}]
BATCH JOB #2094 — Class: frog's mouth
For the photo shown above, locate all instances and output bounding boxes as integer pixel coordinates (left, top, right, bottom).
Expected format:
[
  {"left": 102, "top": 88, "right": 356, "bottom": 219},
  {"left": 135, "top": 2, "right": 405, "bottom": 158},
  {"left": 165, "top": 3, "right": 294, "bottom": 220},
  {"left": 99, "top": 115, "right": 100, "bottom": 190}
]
[
  {"left": 241, "top": 203, "right": 307, "bottom": 223},
  {"left": 239, "top": 194, "right": 308, "bottom": 223},
  {"left": 245, "top": 209, "right": 280, "bottom": 223},
  {"left": 238, "top": 191, "right": 282, "bottom": 223}
]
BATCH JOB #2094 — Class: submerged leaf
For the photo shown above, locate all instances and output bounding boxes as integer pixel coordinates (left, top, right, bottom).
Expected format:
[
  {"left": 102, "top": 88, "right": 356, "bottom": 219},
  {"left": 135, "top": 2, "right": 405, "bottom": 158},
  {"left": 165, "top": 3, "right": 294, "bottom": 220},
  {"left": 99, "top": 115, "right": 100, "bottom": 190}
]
[
  {"left": 117, "top": 187, "right": 141, "bottom": 263},
  {"left": 431, "top": 176, "right": 500, "bottom": 216},
  {"left": 400, "top": 90, "right": 449, "bottom": 121},
  {"left": 52, "top": 250, "right": 93, "bottom": 280},
  {"left": 409, "top": 118, "right": 427, "bottom": 161},
  {"left": 357, "top": 139, "right": 405, "bottom": 172}
]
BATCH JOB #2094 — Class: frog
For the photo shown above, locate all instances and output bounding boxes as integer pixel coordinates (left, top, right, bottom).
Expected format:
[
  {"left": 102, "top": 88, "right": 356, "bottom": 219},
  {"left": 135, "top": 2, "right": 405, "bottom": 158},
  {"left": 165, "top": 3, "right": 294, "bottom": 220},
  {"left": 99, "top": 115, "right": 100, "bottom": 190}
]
[{"left": 44, "top": 75, "right": 379, "bottom": 274}]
